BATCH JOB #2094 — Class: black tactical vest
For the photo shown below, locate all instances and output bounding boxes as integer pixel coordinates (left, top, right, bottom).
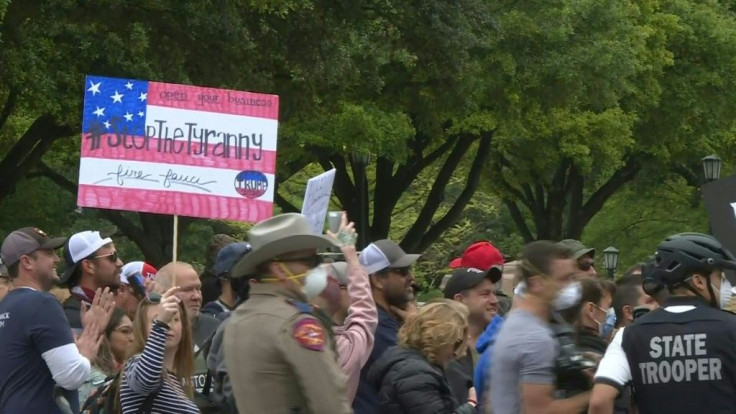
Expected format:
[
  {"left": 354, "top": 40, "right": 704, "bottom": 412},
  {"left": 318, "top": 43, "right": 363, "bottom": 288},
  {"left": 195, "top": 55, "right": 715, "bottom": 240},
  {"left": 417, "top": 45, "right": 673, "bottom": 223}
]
[{"left": 622, "top": 296, "right": 736, "bottom": 414}]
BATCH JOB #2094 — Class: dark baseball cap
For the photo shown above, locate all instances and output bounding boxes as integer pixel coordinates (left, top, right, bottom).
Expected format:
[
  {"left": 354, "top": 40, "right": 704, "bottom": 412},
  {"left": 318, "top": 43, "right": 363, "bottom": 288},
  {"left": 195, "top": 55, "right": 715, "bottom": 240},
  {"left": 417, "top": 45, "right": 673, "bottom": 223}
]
[
  {"left": 0, "top": 227, "right": 67, "bottom": 266},
  {"left": 359, "top": 239, "right": 421, "bottom": 274},
  {"left": 556, "top": 239, "right": 595, "bottom": 260},
  {"left": 443, "top": 267, "right": 497, "bottom": 298},
  {"left": 215, "top": 242, "right": 252, "bottom": 278}
]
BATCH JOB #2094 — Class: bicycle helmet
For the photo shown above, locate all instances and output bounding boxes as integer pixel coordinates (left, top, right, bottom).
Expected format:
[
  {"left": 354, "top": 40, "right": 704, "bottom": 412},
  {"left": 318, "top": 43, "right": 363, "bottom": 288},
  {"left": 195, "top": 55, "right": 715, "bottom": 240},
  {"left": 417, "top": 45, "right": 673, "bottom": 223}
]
[{"left": 652, "top": 233, "right": 736, "bottom": 286}]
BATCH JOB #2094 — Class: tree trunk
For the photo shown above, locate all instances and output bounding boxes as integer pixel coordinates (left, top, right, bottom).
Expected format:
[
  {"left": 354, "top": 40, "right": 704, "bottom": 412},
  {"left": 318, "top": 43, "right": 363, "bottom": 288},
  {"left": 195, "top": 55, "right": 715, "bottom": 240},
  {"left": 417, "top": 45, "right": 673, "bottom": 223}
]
[
  {"left": 500, "top": 157, "right": 642, "bottom": 242},
  {"left": 0, "top": 115, "right": 73, "bottom": 203},
  {"left": 274, "top": 131, "right": 491, "bottom": 253}
]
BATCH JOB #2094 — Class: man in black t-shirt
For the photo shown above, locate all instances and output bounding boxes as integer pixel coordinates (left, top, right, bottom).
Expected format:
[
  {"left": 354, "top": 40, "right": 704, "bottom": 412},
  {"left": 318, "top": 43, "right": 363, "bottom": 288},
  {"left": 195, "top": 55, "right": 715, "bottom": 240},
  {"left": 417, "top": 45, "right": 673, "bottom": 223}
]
[{"left": 0, "top": 227, "right": 104, "bottom": 413}]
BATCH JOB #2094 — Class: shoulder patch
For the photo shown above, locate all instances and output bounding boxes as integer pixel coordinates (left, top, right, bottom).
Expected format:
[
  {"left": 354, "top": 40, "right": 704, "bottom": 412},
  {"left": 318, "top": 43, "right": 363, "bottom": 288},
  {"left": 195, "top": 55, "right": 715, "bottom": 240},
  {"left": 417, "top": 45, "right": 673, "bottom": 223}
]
[{"left": 293, "top": 318, "right": 326, "bottom": 351}]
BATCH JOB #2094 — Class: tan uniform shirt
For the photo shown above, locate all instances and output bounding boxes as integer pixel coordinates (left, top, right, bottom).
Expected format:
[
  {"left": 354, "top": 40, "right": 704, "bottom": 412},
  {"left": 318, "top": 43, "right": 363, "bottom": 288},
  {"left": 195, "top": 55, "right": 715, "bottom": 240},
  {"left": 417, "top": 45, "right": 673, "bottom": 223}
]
[{"left": 224, "top": 283, "right": 352, "bottom": 414}]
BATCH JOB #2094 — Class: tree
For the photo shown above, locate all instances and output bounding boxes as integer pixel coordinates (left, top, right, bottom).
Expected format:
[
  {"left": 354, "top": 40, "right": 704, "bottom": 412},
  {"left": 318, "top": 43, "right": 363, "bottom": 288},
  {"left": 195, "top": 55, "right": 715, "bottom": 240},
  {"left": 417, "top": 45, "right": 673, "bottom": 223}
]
[
  {"left": 2, "top": 0, "right": 497, "bottom": 262},
  {"left": 274, "top": 0, "right": 496, "bottom": 252},
  {"left": 583, "top": 177, "right": 709, "bottom": 273},
  {"left": 484, "top": 0, "right": 736, "bottom": 242}
]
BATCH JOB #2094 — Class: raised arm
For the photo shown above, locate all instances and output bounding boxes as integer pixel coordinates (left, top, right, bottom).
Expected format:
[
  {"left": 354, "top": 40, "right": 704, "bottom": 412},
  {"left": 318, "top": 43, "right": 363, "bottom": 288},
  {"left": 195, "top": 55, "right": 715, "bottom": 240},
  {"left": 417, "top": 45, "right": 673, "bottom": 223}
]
[
  {"left": 338, "top": 252, "right": 378, "bottom": 362},
  {"left": 124, "top": 321, "right": 168, "bottom": 395},
  {"left": 125, "top": 288, "right": 181, "bottom": 395},
  {"left": 327, "top": 212, "right": 378, "bottom": 370}
]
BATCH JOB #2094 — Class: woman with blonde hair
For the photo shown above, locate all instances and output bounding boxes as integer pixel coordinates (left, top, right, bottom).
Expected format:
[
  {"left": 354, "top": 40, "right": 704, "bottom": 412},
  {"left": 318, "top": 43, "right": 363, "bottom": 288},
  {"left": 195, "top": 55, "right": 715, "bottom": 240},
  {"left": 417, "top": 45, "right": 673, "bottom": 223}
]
[
  {"left": 118, "top": 287, "right": 198, "bottom": 413},
  {"left": 368, "top": 299, "right": 478, "bottom": 413}
]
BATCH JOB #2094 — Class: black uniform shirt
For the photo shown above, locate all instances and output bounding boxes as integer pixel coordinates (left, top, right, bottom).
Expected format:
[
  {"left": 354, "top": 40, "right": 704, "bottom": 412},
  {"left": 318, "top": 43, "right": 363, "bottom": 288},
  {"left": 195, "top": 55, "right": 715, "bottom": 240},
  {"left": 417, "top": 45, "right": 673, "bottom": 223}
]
[{"left": 622, "top": 296, "right": 736, "bottom": 414}]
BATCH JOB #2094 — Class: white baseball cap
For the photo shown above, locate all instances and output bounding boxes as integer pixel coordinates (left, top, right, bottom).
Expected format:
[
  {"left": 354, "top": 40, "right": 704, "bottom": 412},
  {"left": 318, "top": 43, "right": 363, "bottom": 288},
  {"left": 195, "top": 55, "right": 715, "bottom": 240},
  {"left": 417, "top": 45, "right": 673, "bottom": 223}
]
[
  {"left": 120, "top": 261, "right": 157, "bottom": 285},
  {"left": 60, "top": 231, "right": 113, "bottom": 285}
]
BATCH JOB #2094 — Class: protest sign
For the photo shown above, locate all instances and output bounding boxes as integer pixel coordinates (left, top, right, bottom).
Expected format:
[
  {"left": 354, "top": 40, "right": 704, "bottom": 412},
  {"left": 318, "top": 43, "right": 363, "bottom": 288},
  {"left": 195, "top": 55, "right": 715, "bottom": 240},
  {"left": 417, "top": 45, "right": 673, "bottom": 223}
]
[
  {"left": 702, "top": 174, "right": 736, "bottom": 282},
  {"left": 78, "top": 75, "right": 279, "bottom": 222},
  {"left": 703, "top": 174, "right": 736, "bottom": 250},
  {"left": 301, "top": 169, "right": 337, "bottom": 234}
]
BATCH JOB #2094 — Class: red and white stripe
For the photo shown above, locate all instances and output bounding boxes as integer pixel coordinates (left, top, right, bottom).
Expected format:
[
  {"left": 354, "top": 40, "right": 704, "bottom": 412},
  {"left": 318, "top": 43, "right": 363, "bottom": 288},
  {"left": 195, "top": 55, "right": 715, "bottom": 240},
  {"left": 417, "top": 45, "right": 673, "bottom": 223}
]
[{"left": 78, "top": 82, "right": 278, "bottom": 222}]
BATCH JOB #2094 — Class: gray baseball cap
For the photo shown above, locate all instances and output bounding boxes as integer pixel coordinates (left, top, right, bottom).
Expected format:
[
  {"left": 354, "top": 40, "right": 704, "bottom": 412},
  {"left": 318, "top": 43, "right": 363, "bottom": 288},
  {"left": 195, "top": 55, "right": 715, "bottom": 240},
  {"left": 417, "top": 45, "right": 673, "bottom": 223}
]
[
  {"left": 1, "top": 227, "right": 67, "bottom": 267},
  {"left": 359, "top": 239, "right": 421, "bottom": 274},
  {"left": 325, "top": 261, "right": 349, "bottom": 285},
  {"left": 556, "top": 239, "right": 595, "bottom": 260}
]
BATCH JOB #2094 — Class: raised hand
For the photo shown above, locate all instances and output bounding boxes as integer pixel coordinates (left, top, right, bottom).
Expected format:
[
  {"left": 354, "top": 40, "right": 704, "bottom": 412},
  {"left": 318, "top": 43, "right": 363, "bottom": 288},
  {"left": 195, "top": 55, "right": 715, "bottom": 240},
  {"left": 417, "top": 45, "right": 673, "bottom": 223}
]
[
  {"left": 81, "top": 287, "right": 115, "bottom": 336},
  {"left": 326, "top": 211, "right": 358, "bottom": 248},
  {"left": 157, "top": 287, "right": 181, "bottom": 325},
  {"left": 75, "top": 317, "right": 104, "bottom": 362}
]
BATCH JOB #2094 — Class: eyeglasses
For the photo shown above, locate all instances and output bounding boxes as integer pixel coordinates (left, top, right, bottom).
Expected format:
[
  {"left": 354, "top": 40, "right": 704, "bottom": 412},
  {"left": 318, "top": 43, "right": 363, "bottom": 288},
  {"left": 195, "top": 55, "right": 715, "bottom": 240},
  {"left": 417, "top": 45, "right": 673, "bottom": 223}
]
[
  {"left": 113, "top": 326, "right": 134, "bottom": 336},
  {"left": 92, "top": 251, "right": 119, "bottom": 263},
  {"left": 276, "top": 255, "right": 323, "bottom": 268},
  {"left": 579, "top": 261, "right": 595, "bottom": 271}
]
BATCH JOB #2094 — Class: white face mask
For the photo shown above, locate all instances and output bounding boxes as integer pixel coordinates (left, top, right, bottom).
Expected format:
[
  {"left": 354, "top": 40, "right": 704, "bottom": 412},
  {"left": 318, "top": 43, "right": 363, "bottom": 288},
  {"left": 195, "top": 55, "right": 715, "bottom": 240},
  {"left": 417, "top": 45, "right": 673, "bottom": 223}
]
[
  {"left": 713, "top": 274, "right": 732, "bottom": 310},
  {"left": 513, "top": 281, "right": 527, "bottom": 297},
  {"left": 554, "top": 282, "right": 582, "bottom": 311},
  {"left": 302, "top": 266, "right": 329, "bottom": 301}
]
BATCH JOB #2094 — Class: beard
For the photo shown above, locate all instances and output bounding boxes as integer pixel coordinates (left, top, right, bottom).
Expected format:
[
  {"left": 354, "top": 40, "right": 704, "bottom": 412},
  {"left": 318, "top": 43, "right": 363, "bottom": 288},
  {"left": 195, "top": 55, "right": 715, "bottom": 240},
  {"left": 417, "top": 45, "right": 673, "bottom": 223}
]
[{"left": 385, "top": 286, "right": 411, "bottom": 309}]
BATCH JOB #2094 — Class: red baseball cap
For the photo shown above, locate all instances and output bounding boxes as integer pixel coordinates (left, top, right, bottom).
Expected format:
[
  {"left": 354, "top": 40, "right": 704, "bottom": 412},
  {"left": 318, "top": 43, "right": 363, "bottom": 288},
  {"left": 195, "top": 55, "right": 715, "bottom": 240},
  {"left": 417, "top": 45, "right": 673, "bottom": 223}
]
[{"left": 449, "top": 241, "right": 504, "bottom": 283}]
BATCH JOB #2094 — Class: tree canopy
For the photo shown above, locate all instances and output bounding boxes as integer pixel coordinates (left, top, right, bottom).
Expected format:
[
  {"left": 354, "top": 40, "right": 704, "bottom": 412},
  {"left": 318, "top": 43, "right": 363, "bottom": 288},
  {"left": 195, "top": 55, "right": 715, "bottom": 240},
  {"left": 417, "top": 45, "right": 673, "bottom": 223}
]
[
  {"left": 485, "top": 0, "right": 736, "bottom": 242},
  {"left": 1, "top": 0, "right": 735, "bottom": 275}
]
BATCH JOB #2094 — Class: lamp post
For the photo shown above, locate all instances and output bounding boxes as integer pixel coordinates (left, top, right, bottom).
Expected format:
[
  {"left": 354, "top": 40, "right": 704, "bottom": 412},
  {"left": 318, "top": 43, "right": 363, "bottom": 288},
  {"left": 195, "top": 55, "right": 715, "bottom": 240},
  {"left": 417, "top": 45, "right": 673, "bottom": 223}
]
[
  {"left": 602, "top": 246, "right": 619, "bottom": 280},
  {"left": 701, "top": 155, "right": 722, "bottom": 235},
  {"left": 351, "top": 152, "right": 371, "bottom": 249},
  {"left": 702, "top": 155, "right": 722, "bottom": 182}
]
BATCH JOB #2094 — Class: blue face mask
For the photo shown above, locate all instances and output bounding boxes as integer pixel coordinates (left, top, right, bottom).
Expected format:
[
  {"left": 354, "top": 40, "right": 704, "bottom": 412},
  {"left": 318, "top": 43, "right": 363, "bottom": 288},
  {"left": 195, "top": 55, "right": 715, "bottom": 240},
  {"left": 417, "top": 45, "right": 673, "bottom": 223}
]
[{"left": 600, "top": 307, "right": 616, "bottom": 338}]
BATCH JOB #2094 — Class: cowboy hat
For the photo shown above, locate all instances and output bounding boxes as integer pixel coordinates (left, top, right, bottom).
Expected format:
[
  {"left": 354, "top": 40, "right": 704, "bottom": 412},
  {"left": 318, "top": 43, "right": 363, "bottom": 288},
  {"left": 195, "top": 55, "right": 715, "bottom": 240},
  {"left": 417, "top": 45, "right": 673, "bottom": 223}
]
[{"left": 231, "top": 213, "right": 336, "bottom": 277}]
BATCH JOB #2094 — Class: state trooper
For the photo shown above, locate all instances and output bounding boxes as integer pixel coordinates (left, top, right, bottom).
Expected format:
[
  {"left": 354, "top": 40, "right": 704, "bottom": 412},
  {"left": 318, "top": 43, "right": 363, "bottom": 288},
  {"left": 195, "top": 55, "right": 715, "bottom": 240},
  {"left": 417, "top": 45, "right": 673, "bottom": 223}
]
[
  {"left": 589, "top": 233, "right": 736, "bottom": 414},
  {"left": 223, "top": 213, "right": 352, "bottom": 414}
]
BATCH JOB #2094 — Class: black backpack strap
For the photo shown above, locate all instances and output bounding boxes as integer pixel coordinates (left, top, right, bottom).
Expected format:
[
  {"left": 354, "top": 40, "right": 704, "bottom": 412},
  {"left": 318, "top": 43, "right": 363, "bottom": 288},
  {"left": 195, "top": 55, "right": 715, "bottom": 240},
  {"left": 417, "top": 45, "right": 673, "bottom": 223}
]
[
  {"left": 195, "top": 332, "right": 216, "bottom": 397},
  {"left": 202, "top": 371, "right": 213, "bottom": 397}
]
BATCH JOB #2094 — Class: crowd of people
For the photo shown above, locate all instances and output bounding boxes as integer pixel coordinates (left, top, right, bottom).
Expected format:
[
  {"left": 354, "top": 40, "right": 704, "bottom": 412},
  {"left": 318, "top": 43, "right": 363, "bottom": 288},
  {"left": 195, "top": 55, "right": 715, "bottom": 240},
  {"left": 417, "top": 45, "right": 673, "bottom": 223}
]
[{"left": 0, "top": 213, "right": 735, "bottom": 414}]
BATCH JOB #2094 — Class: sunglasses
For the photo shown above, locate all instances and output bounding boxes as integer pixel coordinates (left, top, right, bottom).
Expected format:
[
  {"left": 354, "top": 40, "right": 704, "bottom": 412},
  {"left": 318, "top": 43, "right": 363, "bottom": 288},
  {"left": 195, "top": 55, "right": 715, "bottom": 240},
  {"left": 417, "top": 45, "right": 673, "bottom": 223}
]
[
  {"left": 92, "top": 251, "right": 119, "bottom": 263},
  {"left": 579, "top": 261, "right": 595, "bottom": 271},
  {"left": 277, "top": 255, "right": 323, "bottom": 268},
  {"left": 454, "top": 338, "right": 465, "bottom": 352},
  {"left": 390, "top": 267, "right": 412, "bottom": 277}
]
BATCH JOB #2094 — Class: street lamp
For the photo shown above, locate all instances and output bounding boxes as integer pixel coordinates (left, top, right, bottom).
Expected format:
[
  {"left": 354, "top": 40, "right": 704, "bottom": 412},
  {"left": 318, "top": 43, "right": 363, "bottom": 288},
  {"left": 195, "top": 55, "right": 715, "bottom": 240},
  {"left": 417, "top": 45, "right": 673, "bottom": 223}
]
[
  {"left": 602, "top": 246, "right": 619, "bottom": 280},
  {"left": 702, "top": 155, "right": 722, "bottom": 182},
  {"left": 701, "top": 155, "right": 722, "bottom": 235},
  {"left": 351, "top": 152, "right": 371, "bottom": 249}
]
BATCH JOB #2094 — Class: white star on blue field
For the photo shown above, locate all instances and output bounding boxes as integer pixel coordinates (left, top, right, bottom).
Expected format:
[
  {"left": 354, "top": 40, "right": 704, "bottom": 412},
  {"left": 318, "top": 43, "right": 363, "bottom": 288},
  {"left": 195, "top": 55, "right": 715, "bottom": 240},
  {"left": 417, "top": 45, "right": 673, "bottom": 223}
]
[{"left": 82, "top": 75, "right": 149, "bottom": 137}]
